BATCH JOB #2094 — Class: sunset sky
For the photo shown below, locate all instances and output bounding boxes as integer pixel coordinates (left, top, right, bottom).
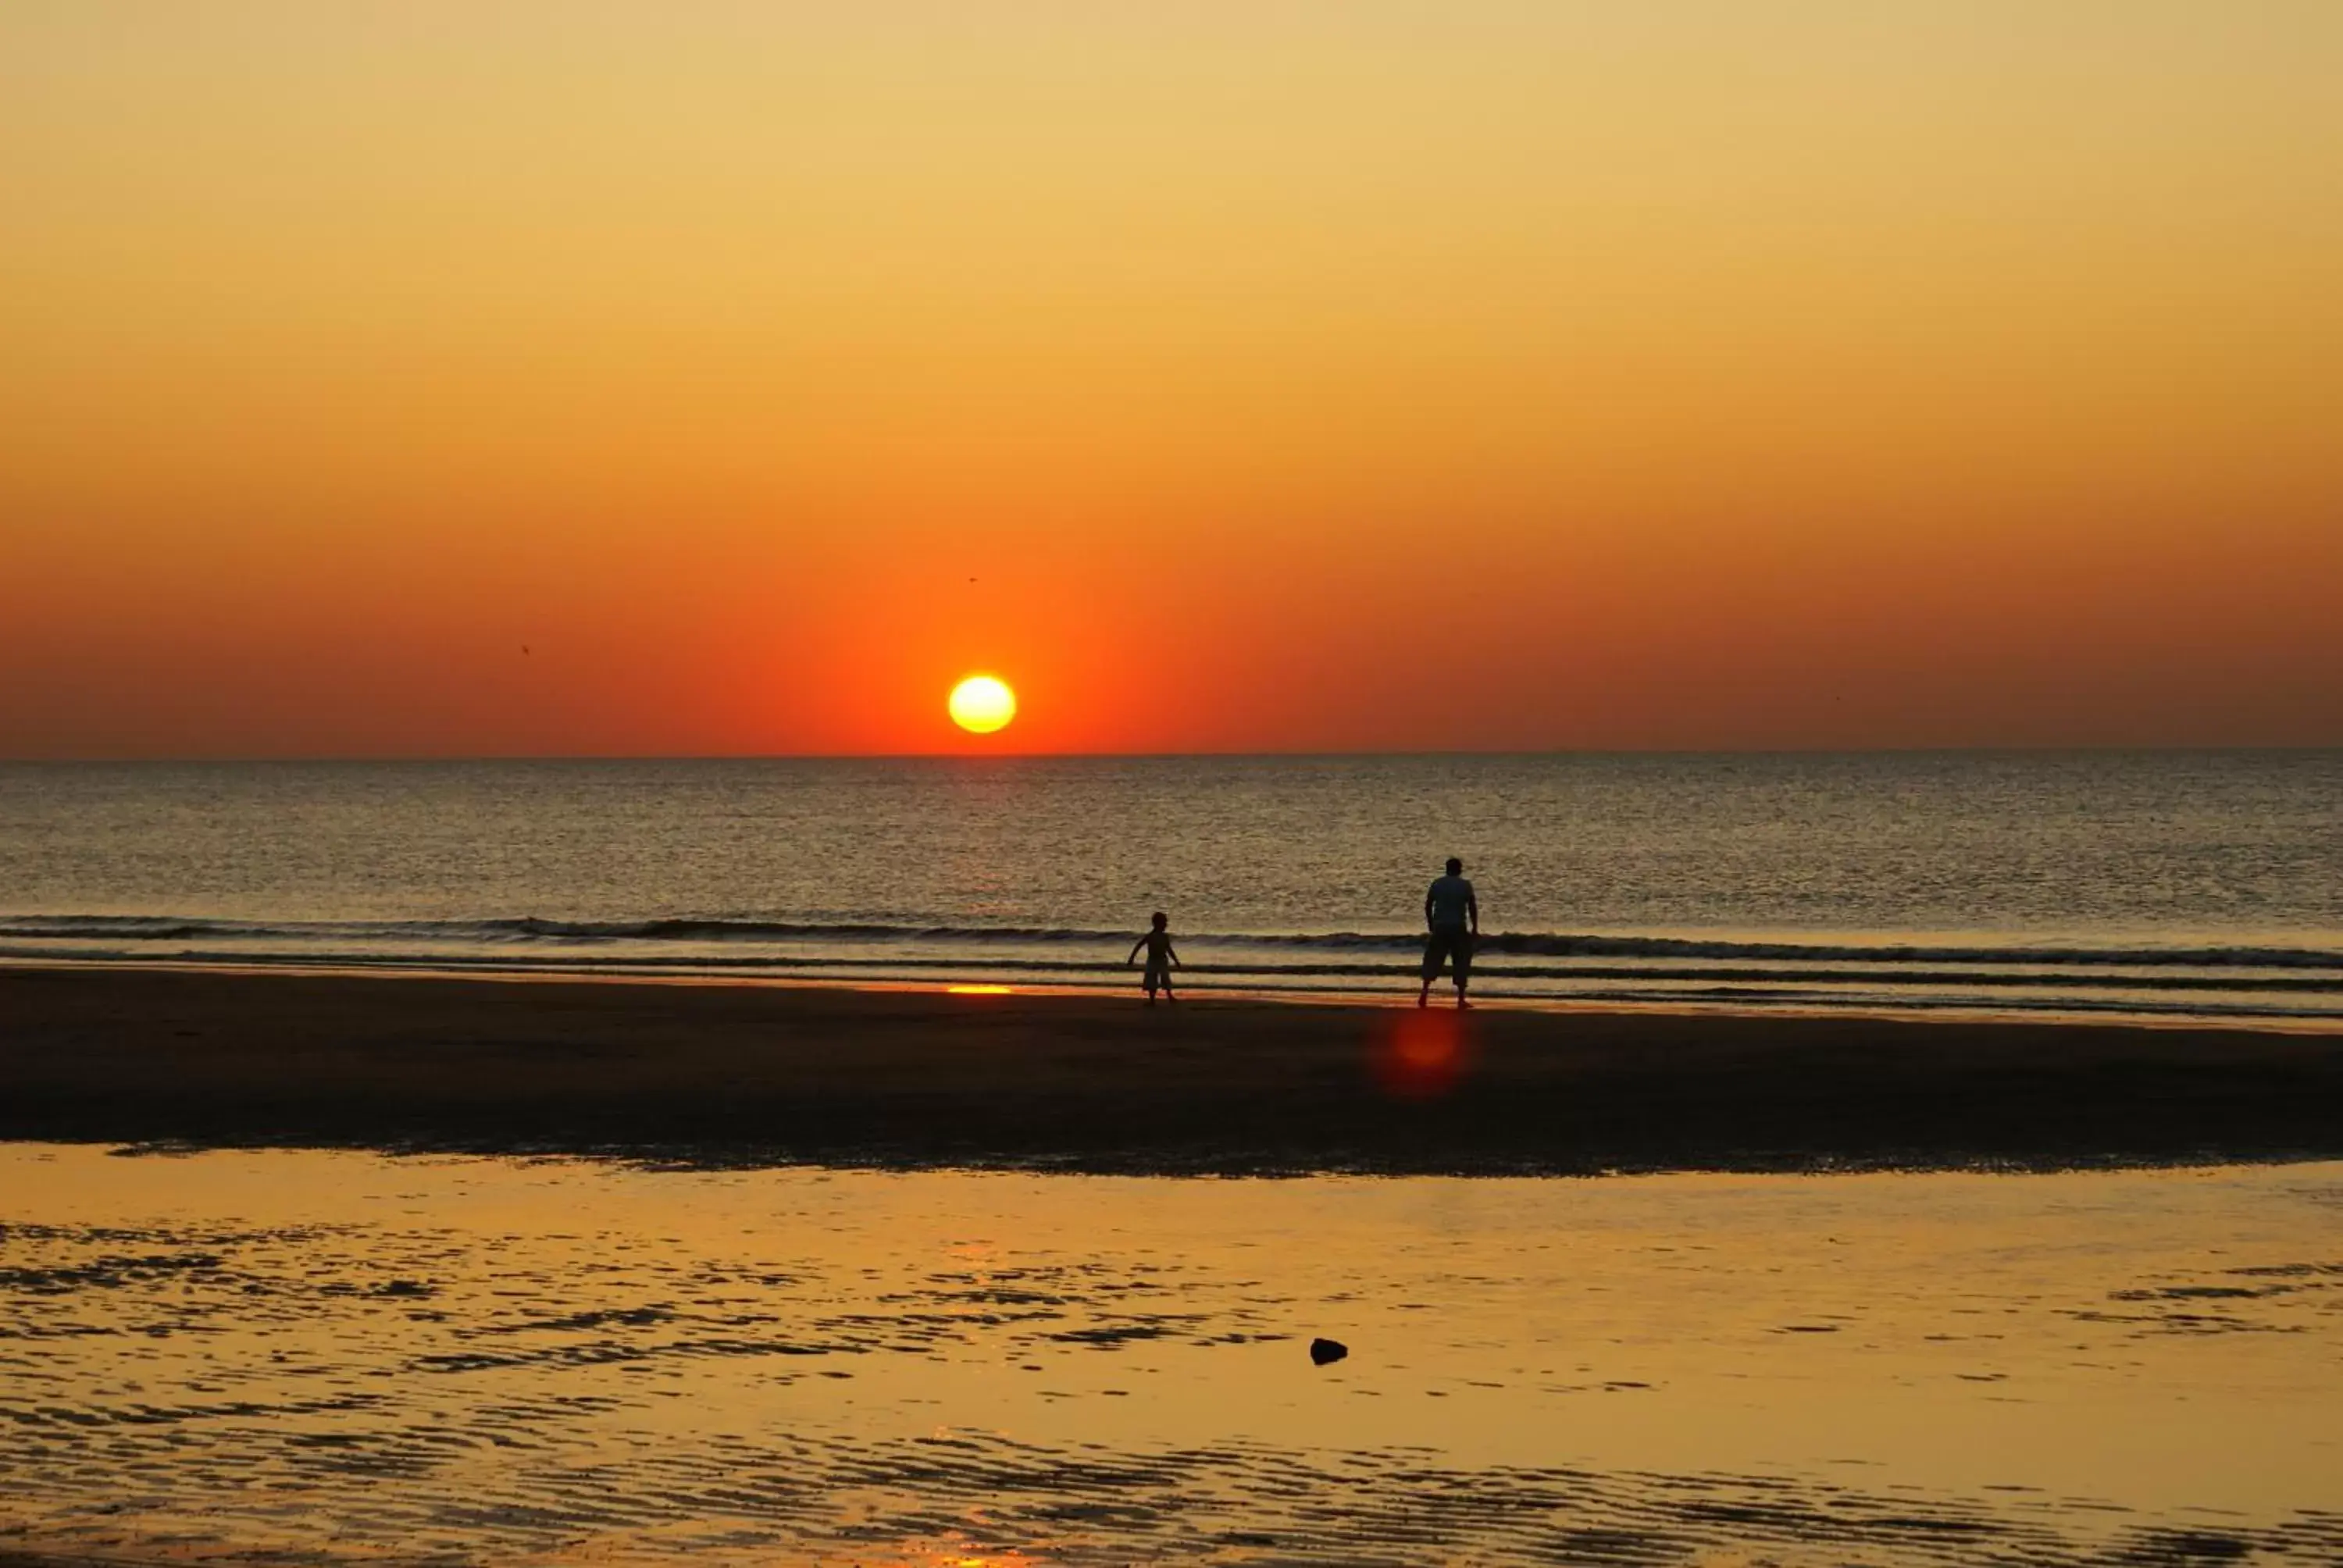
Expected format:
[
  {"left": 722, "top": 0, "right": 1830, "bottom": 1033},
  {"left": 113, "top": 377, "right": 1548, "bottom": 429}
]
[{"left": 5, "top": 2, "right": 2339, "bottom": 757}]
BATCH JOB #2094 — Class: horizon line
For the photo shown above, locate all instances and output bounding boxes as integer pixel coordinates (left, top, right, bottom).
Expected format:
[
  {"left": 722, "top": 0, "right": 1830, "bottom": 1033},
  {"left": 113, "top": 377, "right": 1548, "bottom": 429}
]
[{"left": 5, "top": 743, "right": 2340, "bottom": 767}]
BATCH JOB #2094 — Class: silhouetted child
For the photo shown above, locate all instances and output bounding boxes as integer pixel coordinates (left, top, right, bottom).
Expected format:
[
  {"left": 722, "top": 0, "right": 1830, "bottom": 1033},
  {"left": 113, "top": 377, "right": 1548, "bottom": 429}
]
[{"left": 1127, "top": 911, "right": 1182, "bottom": 1004}]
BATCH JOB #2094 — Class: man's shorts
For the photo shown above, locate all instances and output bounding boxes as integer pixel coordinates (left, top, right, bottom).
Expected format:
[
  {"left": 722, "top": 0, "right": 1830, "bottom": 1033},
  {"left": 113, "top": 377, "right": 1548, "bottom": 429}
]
[{"left": 1423, "top": 928, "right": 1473, "bottom": 982}]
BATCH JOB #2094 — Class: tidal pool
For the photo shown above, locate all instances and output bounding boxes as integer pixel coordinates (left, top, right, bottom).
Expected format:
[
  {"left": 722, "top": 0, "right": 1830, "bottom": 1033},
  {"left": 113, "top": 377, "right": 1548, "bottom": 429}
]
[{"left": 2, "top": 1145, "right": 2338, "bottom": 1566}]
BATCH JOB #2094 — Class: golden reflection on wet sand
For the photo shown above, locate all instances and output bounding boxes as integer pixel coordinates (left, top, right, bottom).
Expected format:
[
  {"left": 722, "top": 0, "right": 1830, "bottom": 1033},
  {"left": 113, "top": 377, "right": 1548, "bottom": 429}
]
[{"left": 1, "top": 1145, "right": 2338, "bottom": 1566}]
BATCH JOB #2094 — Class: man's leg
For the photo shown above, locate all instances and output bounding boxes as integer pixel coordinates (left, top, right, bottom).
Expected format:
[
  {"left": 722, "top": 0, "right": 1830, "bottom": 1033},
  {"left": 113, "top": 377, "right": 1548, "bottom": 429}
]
[
  {"left": 1421, "top": 931, "right": 1453, "bottom": 1007},
  {"left": 1454, "top": 937, "right": 1473, "bottom": 1009}
]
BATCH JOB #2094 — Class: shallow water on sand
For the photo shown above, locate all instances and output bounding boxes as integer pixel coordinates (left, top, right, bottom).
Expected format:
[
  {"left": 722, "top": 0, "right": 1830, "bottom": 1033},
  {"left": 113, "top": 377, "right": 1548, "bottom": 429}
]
[{"left": 2, "top": 1147, "right": 2339, "bottom": 1566}]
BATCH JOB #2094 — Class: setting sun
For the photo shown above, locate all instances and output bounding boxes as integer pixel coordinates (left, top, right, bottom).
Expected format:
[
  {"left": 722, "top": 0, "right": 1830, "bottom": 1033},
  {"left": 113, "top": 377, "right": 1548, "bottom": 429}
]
[
  {"left": 2, "top": 9, "right": 2339, "bottom": 1568},
  {"left": 947, "top": 675, "right": 1017, "bottom": 736}
]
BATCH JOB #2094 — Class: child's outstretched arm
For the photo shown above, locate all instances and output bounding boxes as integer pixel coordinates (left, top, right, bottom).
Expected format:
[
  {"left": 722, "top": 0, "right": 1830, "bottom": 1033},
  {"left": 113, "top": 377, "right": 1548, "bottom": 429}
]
[
  {"left": 1168, "top": 941, "right": 1182, "bottom": 968},
  {"left": 1126, "top": 937, "right": 1147, "bottom": 967}
]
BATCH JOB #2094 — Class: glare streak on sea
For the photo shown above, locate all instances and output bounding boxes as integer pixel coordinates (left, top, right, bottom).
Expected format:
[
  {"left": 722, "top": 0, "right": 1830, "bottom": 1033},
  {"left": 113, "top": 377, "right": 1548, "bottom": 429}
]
[{"left": 2, "top": 752, "right": 2338, "bottom": 1024}]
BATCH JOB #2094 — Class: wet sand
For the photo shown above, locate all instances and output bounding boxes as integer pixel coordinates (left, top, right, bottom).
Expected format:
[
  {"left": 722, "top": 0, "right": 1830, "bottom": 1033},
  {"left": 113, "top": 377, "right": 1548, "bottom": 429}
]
[
  {"left": 4, "top": 965, "right": 2341, "bottom": 1171},
  {"left": 3, "top": 1145, "right": 2340, "bottom": 1567}
]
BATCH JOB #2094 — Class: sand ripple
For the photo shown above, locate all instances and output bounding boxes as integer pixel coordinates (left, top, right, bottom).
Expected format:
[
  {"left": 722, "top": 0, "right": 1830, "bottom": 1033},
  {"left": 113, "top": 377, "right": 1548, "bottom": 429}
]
[{"left": 2, "top": 1149, "right": 2340, "bottom": 1566}]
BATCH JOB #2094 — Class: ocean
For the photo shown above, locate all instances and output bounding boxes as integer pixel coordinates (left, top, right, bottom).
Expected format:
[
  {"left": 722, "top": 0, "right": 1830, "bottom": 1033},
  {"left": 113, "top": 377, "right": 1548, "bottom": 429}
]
[{"left": 2, "top": 751, "right": 2338, "bottom": 1025}]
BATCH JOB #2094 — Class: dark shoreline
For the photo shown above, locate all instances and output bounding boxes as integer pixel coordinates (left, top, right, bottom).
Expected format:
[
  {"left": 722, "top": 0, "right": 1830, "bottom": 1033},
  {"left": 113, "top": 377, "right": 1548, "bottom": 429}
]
[{"left": 4, "top": 965, "right": 2341, "bottom": 1174}]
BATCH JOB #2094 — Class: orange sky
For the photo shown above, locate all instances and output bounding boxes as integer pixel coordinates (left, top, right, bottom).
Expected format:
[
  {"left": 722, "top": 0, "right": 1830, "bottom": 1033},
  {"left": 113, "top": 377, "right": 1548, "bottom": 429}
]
[{"left": 4, "top": 2, "right": 2339, "bottom": 757}]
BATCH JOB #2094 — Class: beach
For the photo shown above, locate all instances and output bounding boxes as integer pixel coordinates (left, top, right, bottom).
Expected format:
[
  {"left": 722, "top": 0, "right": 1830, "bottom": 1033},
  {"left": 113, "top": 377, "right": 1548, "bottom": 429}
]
[
  {"left": 3, "top": 1142, "right": 2340, "bottom": 1566},
  {"left": 5, "top": 965, "right": 2340, "bottom": 1173},
  {"left": 11, "top": 3, "right": 2339, "bottom": 1556}
]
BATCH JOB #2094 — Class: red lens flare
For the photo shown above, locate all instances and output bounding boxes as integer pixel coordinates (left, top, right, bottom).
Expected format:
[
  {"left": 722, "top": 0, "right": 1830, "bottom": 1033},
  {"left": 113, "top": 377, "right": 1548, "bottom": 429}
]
[{"left": 1372, "top": 1009, "right": 1476, "bottom": 1099}]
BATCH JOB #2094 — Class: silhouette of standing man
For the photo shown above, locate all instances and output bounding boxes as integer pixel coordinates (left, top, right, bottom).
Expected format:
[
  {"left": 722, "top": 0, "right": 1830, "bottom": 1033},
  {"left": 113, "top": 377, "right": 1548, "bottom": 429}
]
[{"left": 1419, "top": 857, "right": 1478, "bottom": 1009}]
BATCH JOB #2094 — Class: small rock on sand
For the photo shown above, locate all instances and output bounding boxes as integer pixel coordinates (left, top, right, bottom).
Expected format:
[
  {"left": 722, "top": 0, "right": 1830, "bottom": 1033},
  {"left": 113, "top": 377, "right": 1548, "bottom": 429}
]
[{"left": 1310, "top": 1337, "right": 1348, "bottom": 1366}]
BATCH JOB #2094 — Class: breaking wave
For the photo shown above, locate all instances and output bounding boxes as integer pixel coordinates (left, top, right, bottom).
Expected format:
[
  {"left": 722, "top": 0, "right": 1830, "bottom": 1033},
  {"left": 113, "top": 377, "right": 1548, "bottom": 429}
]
[{"left": 3, "top": 912, "right": 2341, "bottom": 978}]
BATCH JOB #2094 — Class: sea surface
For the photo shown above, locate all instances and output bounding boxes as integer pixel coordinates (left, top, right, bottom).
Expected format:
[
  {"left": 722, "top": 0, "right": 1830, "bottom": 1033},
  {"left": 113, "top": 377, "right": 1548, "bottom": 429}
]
[
  {"left": 2, "top": 752, "right": 2339, "bottom": 1025},
  {"left": 2, "top": 1145, "right": 2338, "bottom": 1566}
]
